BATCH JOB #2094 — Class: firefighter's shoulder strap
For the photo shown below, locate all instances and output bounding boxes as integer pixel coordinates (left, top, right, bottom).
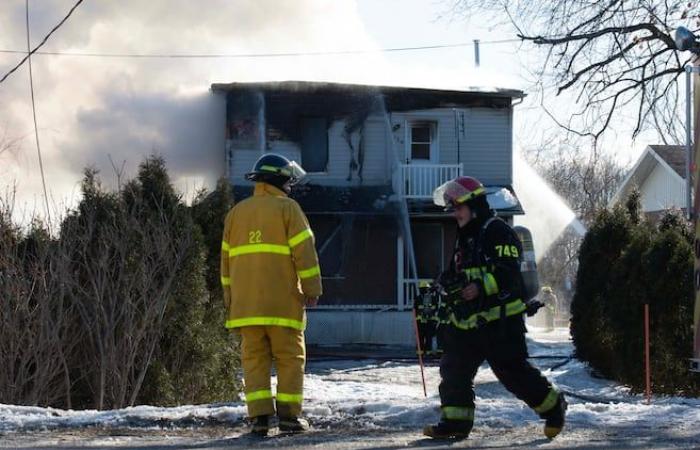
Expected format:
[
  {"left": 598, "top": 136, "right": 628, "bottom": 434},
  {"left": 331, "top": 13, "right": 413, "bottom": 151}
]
[
  {"left": 474, "top": 217, "right": 525, "bottom": 329},
  {"left": 473, "top": 217, "right": 500, "bottom": 263}
]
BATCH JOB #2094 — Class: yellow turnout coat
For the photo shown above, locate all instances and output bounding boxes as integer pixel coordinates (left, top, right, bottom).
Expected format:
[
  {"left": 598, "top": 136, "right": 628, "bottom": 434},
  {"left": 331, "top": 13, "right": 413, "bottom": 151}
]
[{"left": 220, "top": 183, "right": 322, "bottom": 331}]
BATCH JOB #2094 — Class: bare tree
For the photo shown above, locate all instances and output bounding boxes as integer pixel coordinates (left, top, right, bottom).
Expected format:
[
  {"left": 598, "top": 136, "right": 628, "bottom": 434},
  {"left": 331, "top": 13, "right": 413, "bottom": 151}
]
[
  {"left": 523, "top": 141, "right": 627, "bottom": 310},
  {"left": 451, "top": 0, "right": 699, "bottom": 141},
  {"left": 0, "top": 160, "right": 231, "bottom": 410},
  {"left": 0, "top": 194, "right": 78, "bottom": 408},
  {"left": 526, "top": 140, "right": 627, "bottom": 223},
  {"left": 62, "top": 177, "right": 194, "bottom": 410}
]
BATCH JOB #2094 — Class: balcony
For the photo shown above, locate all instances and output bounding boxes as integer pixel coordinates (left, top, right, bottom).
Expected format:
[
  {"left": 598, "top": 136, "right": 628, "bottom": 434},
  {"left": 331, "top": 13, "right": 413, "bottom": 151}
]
[{"left": 396, "top": 163, "right": 463, "bottom": 199}]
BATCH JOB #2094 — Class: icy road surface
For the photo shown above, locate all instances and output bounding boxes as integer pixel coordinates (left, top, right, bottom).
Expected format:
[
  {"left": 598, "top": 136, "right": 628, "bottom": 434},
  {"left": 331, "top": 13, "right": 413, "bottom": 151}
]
[{"left": 2, "top": 328, "right": 699, "bottom": 449}]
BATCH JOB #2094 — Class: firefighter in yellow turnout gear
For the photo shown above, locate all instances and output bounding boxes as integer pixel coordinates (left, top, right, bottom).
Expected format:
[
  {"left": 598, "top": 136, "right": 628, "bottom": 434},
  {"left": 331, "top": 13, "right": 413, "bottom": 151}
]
[{"left": 221, "top": 154, "right": 322, "bottom": 436}]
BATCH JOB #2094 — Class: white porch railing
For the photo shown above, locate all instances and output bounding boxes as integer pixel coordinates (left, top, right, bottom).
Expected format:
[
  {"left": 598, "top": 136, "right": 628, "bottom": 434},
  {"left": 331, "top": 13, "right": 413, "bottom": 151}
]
[{"left": 398, "top": 164, "right": 463, "bottom": 199}]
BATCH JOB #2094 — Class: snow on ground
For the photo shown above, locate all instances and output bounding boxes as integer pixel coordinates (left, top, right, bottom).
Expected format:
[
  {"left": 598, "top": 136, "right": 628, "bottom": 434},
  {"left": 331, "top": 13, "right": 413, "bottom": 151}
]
[{"left": 2, "top": 327, "right": 700, "bottom": 448}]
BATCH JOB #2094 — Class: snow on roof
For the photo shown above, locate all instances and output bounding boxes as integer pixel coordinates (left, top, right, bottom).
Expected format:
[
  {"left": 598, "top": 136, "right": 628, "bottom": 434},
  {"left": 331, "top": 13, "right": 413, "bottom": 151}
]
[{"left": 211, "top": 80, "right": 525, "bottom": 99}]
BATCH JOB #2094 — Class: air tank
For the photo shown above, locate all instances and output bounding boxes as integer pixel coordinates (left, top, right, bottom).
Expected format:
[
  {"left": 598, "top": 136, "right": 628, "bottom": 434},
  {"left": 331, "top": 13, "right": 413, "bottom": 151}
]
[{"left": 513, "top": 225, "right": 539, "bottom": 301}]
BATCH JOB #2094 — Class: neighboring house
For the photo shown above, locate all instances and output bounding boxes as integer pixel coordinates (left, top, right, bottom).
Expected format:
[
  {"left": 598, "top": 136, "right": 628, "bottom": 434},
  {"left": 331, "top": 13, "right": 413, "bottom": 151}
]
[
  {"left": 211, "top": 81, "right": 525, "bottom": 345},
  {"left": 611, "top": 145, "right": 689, "bottom": 219}
]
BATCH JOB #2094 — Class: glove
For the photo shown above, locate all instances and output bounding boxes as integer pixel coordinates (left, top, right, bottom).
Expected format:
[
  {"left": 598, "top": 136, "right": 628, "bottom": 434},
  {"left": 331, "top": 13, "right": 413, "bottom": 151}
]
[
  {"left": 525, "top": 299, "right": 545, "bottom": 317},
  {"left": 437, "top": 271, "right": 468, "bottom": 303}
]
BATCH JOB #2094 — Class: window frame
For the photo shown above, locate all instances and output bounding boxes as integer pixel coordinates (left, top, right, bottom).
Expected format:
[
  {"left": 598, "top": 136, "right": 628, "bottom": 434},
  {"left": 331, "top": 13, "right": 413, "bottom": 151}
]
[{"left": 406, "top": 120, "right": 439, "bottom": 163}]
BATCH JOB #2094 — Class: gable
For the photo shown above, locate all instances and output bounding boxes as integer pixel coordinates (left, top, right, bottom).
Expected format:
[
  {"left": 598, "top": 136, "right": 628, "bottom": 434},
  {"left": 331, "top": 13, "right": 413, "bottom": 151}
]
[
  {"left": 611, "top": 145, "right": 686, "bottom": 208},
  {"left": 639, "top": 163, "right": 686, "bottom": 212}
]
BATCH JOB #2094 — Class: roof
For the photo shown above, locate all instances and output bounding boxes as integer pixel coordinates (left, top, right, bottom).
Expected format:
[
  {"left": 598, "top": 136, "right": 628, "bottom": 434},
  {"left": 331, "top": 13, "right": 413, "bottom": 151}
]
[
  {"left": 610, "top": 145, "right": 687, "bottom": 206},
  {"left": 211, "top": 80, "right": 525, "bottom": 100},
  {"left": 648, "top": 145, "right": 686, "bottom": 178}
]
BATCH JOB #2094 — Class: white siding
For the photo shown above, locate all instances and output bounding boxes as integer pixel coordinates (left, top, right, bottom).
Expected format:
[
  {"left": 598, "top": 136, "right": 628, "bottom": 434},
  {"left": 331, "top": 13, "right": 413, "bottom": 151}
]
[
  {"left": 226, "top": 141, "right": 260, "bottom": 182},
  {"left": 641, "top": 164, "right": 686, "bottom": 212},
  {"left": 462, "top": 108, "right": 512, "bottom": 185},
  {"left": 228, "top": 106, "right": 513, "bottom": 187},
  {"left": 391, "top": 109, "right": 458, "bottom": 165},
  {"left": 309, "top": 118, "right": 387, "bottom": 186},
  {"left": 391, "top": 107, "right": 512, "bottom": 185},
  {"left": 359, "top": 118, "right": 389, "bottom": 183},
  {"left": 230, "top": 118, "right": 390, "bottom": 186},
  {"left": 268, "top": 139, "right": 301, "bottom": 162}
]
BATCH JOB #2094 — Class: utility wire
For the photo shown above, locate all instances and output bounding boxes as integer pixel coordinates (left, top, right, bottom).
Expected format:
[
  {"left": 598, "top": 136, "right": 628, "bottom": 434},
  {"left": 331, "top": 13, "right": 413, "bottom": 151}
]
[
  {"left": 25, "top": 0, "right": 51, "bottom": 227},
  {"left": 0, "top": 38, "right": 521, "bottom": 60},
  {"left": 0, "top": 0, "right": 84, "bottom": 85}
]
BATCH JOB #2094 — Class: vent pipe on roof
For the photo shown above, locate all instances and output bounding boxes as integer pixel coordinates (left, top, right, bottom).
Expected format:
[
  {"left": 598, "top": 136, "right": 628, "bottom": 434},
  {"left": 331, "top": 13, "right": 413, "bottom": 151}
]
[{"left": 474, "top": 39, "right": 480, "bottom": 67}]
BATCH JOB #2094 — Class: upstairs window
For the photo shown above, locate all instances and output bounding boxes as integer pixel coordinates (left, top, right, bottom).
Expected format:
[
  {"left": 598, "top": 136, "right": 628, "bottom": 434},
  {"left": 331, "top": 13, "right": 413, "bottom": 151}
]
[
  {"left": 410, "top": 122, "right": 436, "bottom": 161},
  {"left": 301, "top": 117, "right": 329, "bottom": 173}
]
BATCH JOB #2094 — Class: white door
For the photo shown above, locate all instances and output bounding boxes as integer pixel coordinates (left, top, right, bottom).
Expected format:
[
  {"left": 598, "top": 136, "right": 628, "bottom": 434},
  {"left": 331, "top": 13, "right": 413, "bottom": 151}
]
[
  {"left": 404, "top": 121, "right": 439, "bottom": 197},
  {"left": 406, "top": 121, "right": 438, "bottom": 164}
]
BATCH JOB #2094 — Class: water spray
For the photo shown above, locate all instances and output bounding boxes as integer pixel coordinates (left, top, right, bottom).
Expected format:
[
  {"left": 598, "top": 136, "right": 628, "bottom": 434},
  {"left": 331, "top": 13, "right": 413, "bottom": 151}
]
[{"left": 513, "top": 152, "right": 586, "bottom": 261}]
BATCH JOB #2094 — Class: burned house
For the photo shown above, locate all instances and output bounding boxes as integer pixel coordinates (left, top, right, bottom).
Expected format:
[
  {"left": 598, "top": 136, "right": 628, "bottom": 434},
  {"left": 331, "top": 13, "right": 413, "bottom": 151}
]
[{"left": 211, "top": 81, "right": 525, "bottom": 345}]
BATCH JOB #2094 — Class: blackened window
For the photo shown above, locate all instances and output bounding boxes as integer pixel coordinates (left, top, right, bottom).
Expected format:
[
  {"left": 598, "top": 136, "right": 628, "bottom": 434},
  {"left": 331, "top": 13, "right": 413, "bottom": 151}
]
[{"left": 301, "top": 117, "right": 329, "bottom": 172}]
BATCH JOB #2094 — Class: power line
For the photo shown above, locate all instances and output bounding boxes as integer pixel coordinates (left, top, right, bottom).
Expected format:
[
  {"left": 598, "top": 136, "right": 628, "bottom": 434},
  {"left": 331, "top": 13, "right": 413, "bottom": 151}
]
[
  {"left": 25, "top": 0, "right": 51, "bottom": 227},
  {"left": 0, "top": 0, "right": 84, "bottom": 86},
  {"left": 0, "top": 38, "right": 521, "bottom": 60}
]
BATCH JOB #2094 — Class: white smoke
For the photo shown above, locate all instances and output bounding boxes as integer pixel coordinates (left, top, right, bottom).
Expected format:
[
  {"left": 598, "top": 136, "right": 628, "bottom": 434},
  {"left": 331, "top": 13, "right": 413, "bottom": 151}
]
[
  {"left": 0, "top": 0, "right": 523, "bottom": 221},
  {"left": 0, "top": 0, "right": 384, "bottom": 213}
]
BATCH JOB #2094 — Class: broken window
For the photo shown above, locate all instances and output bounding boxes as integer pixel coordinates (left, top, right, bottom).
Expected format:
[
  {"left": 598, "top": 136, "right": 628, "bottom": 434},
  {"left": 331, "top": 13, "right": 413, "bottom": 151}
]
[
  {"left": 301, "top": 117, "right": 329, "bottom": 173},
  {"left": 226, "top": 91, "right": 263, "bottom": 150},
  {"left": 410, "top": 122, "right": 435, "bottom": 161}
]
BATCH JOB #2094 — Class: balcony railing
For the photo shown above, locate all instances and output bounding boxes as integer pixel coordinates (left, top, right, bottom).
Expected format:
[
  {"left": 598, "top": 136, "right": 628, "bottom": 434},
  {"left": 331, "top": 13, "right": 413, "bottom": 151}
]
[{"left": 397, "top": 163, "right": 463, "bottom": 199}]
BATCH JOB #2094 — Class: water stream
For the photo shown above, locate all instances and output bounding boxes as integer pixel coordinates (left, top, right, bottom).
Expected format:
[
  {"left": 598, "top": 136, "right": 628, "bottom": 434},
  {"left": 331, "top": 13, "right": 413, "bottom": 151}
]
[{"left": 513, "top": 152, "right": 586, "bottom": 261}]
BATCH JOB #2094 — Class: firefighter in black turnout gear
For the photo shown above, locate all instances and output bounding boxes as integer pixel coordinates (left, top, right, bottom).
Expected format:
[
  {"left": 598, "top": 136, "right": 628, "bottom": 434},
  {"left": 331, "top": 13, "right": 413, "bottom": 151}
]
[
  {"left": 423, "top": 176, "right": 567, "bottom": 440},
  {"left": 414, "top": 282, "right": 441, "bottom": 357}
]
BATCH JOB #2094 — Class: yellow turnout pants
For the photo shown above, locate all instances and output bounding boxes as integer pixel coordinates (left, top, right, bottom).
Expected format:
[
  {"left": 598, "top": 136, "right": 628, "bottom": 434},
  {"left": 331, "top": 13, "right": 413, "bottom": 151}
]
[{"left": 239, "top": 325, "right": 305, "bottom": 418}]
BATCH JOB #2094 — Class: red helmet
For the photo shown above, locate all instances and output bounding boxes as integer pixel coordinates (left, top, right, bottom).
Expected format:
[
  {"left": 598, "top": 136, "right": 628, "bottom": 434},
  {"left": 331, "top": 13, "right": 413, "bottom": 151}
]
[{"left": 433, "top": 176, "right": 486, "bottom": 209}]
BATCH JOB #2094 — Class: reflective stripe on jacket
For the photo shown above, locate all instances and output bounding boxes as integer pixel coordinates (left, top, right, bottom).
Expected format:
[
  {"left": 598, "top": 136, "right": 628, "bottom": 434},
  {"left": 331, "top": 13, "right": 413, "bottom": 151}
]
[
  {"left": 220, "top": 183, "right": 322, "bottom": 330},
  {"left": 450, "top": 216, "right": 526, "bottom": 330}
]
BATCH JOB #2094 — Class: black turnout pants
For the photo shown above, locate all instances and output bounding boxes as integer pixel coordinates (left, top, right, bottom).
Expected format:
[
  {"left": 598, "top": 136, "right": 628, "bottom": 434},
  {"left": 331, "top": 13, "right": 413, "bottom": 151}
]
[
  {"left": 418, "top": 321, "right": 436, "bottom": 353},
  {"left": 439, "top": 316, "right": 553, "bottom": 415}
]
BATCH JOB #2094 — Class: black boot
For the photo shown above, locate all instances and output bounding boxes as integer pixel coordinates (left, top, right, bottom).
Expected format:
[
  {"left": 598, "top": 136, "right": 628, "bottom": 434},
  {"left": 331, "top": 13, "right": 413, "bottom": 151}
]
[
  {"left": 250, "top": 415, "right": 271, "bottom": 436},
  {"left": 279, "top": 416, "right": 310, "bottom": 434},
  {"left": 423, "top": 419, "right": 472, "bottom": 439},
  {"left": 541, "top": 393, "right": 567, "bottom": 439}
]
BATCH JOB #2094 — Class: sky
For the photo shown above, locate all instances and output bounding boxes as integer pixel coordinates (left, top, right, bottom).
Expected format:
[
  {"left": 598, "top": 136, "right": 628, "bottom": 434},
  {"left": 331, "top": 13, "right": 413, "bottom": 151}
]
[{"left": 0, "top": 0, "right": 655, "bottom": 224}]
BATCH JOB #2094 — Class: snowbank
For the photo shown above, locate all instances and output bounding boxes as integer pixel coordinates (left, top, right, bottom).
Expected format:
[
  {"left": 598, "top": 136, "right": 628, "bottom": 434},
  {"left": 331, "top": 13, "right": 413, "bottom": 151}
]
[{"left": 2, "top": 328, "right": 699, "bottom": 436}]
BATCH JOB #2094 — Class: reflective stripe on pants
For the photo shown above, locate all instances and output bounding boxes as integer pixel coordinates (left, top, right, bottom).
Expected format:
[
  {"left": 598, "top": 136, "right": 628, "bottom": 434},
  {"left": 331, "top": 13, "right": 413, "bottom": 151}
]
[
  {"left": 226, "top": 316, "right": 305, "bottom": 331},
  {"left": 239, "top": 325, "right": 306, "bottom": 418},
  {"left": 534, "top": 388, "right": 560, "bottom": 414},
  {"left": 441, "top": 406, "right": 474, "bottom": 421}
]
